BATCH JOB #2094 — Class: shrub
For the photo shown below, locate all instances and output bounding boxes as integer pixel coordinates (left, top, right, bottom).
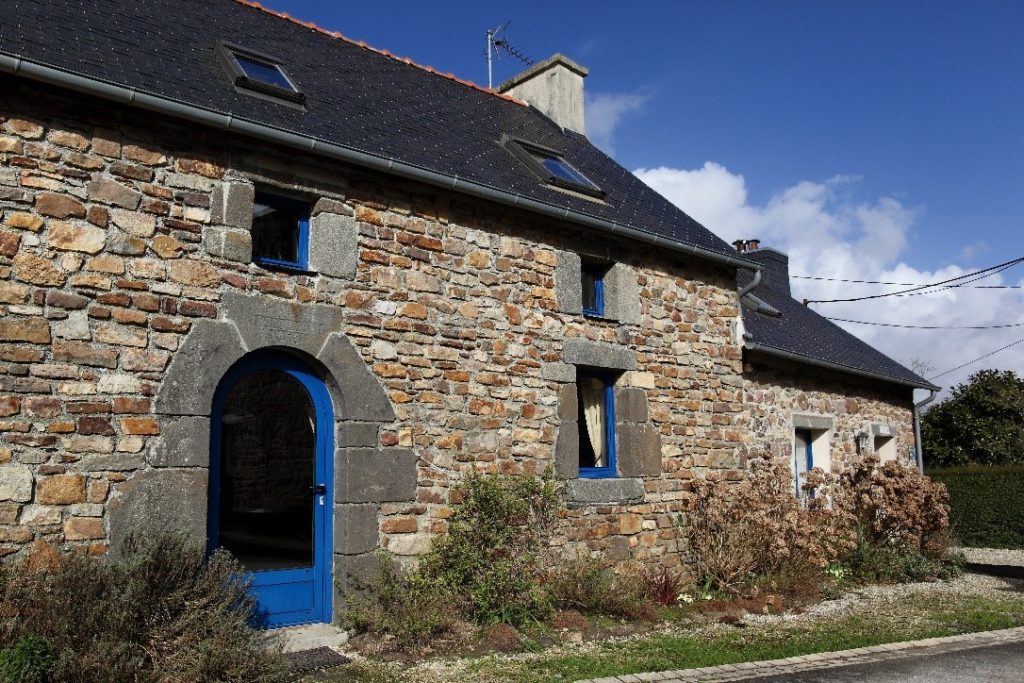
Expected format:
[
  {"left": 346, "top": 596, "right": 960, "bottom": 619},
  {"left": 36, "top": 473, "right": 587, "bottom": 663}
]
[
  {"left": 685, "top": 454, "right": 955, "bottom": 594},
  {"left": 346, "top": 557, "right": 457, "bottom": 649},
  {"left": 928, "top": 465, "right": 1024, "bottom": 549},
  {"left": 827, "top": 455, "right": 952, "bottom": 560},
  {"left": 542, "top": 556, "right": 651, "bottom": 619},
  {"left": 642, "top": 565, "right": 685, "bottom": 607},
  {"left": 0, "top": 534, "right": 290, "bottom": 683},
  {"left": 0, "top": 636, "right": 55, "bottom": 683},
  {"left": 419, "top": 473, "right": 558, "bottom": 627},
  {"left": 685, "top": 456, "right": 854, "bottom": 594},
  {"left": 921, "top": 369, "right": 1024, "bottom": 467},
  {"left": 349, "top": 472, "right": 559, "bottom": 643}
]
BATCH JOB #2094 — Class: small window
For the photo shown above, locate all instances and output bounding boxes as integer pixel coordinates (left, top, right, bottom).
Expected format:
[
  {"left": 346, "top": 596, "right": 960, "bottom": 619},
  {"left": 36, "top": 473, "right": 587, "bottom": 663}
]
[
  {"left": 578, "top": 372, "right": 617, "bottom": 478},
  {"left": 793, "top": 427, "right": 830, "bottom": 495},
  {"left": 251, "top": 193, "right": 310, "bottom": 270},
  {"left": 501, "top": 134, "right": 604, "bottom": 198},
  {"left": 221, "top": 43, "right": 305, "bottom": 104},
  {"left": 793, "top": 428, "right": 814, "bottom": 496},
  {"left": 874, "top": 435, "right": 897, "bottom": 464},
  {"left": 581, "top": 261, "right": 609, "bottom": 317}
]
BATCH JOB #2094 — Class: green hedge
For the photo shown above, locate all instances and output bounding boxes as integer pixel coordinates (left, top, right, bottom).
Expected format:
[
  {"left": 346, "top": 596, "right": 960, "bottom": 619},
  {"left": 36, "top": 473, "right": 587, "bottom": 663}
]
[{"left": 927, "top": 465, "right": 1024, "bottom": 549}]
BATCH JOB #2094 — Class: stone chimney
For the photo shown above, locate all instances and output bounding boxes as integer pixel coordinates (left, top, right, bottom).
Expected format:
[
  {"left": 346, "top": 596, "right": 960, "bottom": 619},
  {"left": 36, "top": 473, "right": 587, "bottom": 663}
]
[
  {"left": 498, "top": 54, "right": 588, "bottom": 134},
  {"left": 743, "top": 245, "right": 791, "bottom": 297}
]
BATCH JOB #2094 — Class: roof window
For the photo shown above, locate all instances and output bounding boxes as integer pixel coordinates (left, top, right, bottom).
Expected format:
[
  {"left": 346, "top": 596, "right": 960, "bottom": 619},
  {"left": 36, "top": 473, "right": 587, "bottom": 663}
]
[
  {"left": 221, "top": 43, "right": 305, "bottom": 104},
  {"left": 501, "top": 134, "right": 604, "bottom": 198}
]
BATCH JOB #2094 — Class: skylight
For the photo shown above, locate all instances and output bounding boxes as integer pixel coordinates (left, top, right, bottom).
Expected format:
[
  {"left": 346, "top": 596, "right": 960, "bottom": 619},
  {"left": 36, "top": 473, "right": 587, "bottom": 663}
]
[
  {"left": 501, "top": 134, "right": 604, "bottom": 198},
  {"left": 220, "top": 43, "right": 305, "bottom": 104},
  {"left": 234, "top": 54, "right": 295, "bottom": 91}
]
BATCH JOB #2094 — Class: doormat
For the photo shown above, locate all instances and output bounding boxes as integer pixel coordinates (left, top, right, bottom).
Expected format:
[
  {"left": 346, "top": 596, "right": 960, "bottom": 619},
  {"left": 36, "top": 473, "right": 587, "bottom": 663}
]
[{"left": 286, "top": 647, "right": 351, "bottom": 672}]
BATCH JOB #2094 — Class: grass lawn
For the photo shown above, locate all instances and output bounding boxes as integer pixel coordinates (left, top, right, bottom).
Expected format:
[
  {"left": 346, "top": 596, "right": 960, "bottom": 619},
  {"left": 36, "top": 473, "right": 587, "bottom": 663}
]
[{"left": 305, "top": 577, "right": 1024, "bottom": 683}]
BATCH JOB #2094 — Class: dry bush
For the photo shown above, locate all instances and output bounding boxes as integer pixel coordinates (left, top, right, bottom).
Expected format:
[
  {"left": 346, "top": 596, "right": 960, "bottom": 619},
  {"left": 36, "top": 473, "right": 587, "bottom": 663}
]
[
  {"left": 686, "top": 453, "right": 955, "bottom": 594},
  {"left": 543, "top": 555, "right": 653, "bottom": 619},
  {"left": 828, "top": 455, "right": 951, "bottom": 559},
  {"left": 686, "top": 456, "right": 854, "bottom": 594},
  {"left": 0, "top": 535, "right": 289, "bottom": 683}
]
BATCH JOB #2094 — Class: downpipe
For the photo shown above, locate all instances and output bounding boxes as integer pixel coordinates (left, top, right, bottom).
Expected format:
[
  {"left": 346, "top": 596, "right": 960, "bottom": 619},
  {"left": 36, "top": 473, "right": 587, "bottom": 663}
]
[{"left": 913, "top": 389, "right": 938, "bottom": 474}]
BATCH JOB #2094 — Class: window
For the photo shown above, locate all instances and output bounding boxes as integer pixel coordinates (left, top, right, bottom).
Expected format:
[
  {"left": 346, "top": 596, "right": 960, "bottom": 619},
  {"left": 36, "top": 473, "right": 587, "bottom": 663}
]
[
  {"left": 792, "top": 428, "right": 814, "bottom": 496},
  {"left": 221, "top": 43, "right": 306, "bottom": 104},
  {"left": 577, "top": 371, "right": 617, "bottom": 478},
  {"left": 501, "top": 134, "right": 604, "bottom": 198},
  {"left": 790, "top": 428, "right": 831, "bottom": 497},
  {"left": 581, "top": 261, "right": 609, "bottom": 317},
  {"left": 251, "top": 193, "right": 310, "bottom": 270},
  {"left": 874, "top": 435, "right": 897, "bottom": 464}
]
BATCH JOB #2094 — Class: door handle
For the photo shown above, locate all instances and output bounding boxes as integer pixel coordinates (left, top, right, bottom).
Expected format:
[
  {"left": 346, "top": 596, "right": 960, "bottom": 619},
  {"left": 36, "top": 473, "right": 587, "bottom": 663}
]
[{"left": 310, "top": 484, "right": 326, "bottom": 496}]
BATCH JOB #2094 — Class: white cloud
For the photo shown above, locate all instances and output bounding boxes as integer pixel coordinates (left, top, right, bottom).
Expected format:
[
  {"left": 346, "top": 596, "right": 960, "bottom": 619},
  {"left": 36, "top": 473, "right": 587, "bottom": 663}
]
[
  {"left": 584, "top": 91, "right": 650, "bottom": 154},
  {"left": 634, "top": 163, "right": 1024, "bottom": 399}
]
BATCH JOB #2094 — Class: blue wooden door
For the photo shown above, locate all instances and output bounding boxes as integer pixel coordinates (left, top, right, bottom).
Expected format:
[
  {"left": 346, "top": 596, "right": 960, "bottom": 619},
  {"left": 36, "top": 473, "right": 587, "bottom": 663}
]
[{"left": 208, "top": 353, "right": 333, "bottom": 628}]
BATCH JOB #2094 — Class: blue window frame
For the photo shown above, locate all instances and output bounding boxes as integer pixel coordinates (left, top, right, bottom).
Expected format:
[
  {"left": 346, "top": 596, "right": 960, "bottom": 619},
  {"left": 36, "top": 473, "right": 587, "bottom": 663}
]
[
  {"left": 251, "top": 193, "right": 310, "bottom": 271},
  {"left": 793, "top": 428, "right": 814, "bottom": 496},
  {"left": 581, "top": 261, "right": 607, "bottom": 317},
  {"left": 577, "top": 371, "right": 617, "bottom": 478}
]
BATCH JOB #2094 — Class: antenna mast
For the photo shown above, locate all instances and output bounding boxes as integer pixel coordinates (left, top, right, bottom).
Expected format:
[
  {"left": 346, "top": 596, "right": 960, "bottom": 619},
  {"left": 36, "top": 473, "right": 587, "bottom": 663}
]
[
  {"left": 486, "top": 21, "right": 533, "bottom": 89},
  {"left": 486, "top": 21, "right": 508, "bottom": 89}
]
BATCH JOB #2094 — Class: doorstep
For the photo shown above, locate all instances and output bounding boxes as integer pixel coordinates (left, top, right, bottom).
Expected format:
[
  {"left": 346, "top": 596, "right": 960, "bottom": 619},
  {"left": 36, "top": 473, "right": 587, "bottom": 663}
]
[{"left": 268, "top": 622, "right": 350, "bottom": 654}]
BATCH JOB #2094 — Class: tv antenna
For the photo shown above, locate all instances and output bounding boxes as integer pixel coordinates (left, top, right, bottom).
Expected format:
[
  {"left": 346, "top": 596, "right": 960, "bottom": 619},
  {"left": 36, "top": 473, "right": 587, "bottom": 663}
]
[{"left": 486, "top": 21, "right": 534, "bottom": 89}]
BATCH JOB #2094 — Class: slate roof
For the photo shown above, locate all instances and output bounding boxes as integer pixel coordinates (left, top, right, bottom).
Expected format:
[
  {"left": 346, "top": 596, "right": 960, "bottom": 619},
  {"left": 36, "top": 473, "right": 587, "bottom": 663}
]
[
  {"left": 1, "top": 0, "right": 933, "bottom": 389},
  {"left": 739, "top": 250, "right": 938, "bottom": 390},
  {"left": 0, "top": 0, "right": 740, "bottom": 261}
]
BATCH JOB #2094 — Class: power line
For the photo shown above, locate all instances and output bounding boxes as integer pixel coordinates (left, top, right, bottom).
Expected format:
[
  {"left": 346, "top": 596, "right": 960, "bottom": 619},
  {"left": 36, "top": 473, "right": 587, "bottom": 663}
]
[
  {"left": 827, "top": 317, "right": 1024, "bottom": 330},
  {"left": 928, "top": 337, "right": 1024, "bottom": 380},
  {"left": 793, "top": 274, "right": 1022, "bottom": 289},
  {"left": 802, "top": 256, "right": 1024, "bottom": 305}
]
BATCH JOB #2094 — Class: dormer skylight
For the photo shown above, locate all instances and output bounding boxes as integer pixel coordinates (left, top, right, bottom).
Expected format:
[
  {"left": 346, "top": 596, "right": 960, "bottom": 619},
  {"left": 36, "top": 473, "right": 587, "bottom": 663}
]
[
  {"left": 220, "top": 43, "right": 305, "bottom": 104},
  {"left": 501, "top": 134, "right": 604, "bottom": 198}
]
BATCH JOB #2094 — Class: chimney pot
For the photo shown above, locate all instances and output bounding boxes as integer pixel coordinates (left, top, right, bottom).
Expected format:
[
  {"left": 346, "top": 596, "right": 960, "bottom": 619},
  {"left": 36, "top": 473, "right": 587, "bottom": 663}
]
[
  {"left": 498, "top": 54, "right": 588, "bottom": 134},
  {"left": 746, "top": 239, "right": 761, "bottom": 251},
  {"left": 733, "top": 240, "right": 747, "bottom": 253}
]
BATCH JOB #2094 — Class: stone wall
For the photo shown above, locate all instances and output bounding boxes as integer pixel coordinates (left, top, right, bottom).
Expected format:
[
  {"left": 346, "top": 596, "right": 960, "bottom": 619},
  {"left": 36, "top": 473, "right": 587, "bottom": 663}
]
[
  {"left": 743, "top": 352, "right": 917, "bottom": 472},
  {"left": 0, "top": 78, "right": 917, "bottom": 590},
  {"left": 0, "top": 79, "right": 749, "bottom": 578}
]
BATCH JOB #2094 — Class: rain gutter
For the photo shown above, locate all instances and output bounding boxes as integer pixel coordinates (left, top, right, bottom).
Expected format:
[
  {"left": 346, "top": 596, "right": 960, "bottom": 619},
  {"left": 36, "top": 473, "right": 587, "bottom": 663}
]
[
  {"left": 0, "top": 52, "right": 760, "bottom": 273},
  {"left": 743, "top": 338, "right": 940, "bottom": 392}
]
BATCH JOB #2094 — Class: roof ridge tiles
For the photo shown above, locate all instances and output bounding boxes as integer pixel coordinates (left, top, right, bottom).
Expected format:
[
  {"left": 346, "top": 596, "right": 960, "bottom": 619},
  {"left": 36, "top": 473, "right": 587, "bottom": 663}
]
[{"left": 232, "top": 0, "right": 526, "bottom": 106}]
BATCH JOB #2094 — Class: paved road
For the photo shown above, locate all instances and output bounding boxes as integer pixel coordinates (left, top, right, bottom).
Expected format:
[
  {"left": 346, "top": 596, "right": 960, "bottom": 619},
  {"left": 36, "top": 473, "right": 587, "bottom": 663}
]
[{"left": 750, "top": 641, "right": 1024, "bottom": 682}]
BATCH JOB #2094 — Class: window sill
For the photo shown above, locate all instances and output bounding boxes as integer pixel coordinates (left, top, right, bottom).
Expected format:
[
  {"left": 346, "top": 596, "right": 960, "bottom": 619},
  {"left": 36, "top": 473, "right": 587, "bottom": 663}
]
[
  {"left": 582, "top": 311, "right": 618, "bottom": 323},
  {"left": 254, "top": 258, "right": 315, "bottom": 276},
  {"left": 578, "top": 467, "right": 617, "bottom": 479},
  {"left": 564, "top": 478, "right": 644, "bottom": 506}
]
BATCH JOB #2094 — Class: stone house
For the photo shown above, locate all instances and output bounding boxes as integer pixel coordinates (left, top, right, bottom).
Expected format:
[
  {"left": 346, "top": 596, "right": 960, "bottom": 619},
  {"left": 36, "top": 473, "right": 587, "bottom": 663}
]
[{"left": 0, "top": 0, "right": 936, "bottom": 626}]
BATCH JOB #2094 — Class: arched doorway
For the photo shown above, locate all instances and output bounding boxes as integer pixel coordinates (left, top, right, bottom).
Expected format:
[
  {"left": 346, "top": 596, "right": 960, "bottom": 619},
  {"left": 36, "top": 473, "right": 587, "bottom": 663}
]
[{"left": 208, "top": 351, "right": 334, "bottom": 627}]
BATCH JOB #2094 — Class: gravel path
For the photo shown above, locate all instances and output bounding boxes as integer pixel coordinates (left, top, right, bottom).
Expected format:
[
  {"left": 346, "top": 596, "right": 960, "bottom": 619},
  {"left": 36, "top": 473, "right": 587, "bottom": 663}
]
[
  {"left": 958, "top": 547, "right": 1024, "bottom": 567},
  {"left": 744, "top": 571, "right": 1022, "bottom": 626}
]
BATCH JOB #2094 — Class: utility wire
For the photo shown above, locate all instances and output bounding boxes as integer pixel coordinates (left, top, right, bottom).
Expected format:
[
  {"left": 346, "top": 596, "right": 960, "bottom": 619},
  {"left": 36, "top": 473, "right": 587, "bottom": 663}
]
[
  {"left": 928, "top": 337, "right": 1024, "bottom": 380},
  {"left": 802, "top": 256, "right": 1024, "bottom": 305},
  {"left": 793, "top": 275, "right": 1022, "bottom": 289},
  {"left": 827, "top": 317, "right": 1024, "bottom": 330}
]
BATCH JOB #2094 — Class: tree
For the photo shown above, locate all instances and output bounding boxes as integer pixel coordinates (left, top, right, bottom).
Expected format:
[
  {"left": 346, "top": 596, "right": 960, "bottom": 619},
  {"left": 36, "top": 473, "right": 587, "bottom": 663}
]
[{"left": 922, "top": 369, "right": 1024, "bottom": 467}]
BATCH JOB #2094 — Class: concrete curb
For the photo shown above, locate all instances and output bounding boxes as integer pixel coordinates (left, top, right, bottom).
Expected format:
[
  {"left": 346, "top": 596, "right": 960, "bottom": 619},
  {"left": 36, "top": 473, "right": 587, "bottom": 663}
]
[{"left": 574, "top": 626, "right": 1024, "bottom": 683}]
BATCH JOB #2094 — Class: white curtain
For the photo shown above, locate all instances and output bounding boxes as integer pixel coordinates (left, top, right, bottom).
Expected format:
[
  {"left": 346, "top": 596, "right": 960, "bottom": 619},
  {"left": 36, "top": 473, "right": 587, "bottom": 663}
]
[
  {"left": 792, "top": 430, "right": 809, "bottom": 495},
  {"left": 580, "top": 378, "right": 606, "bottom": 467}
]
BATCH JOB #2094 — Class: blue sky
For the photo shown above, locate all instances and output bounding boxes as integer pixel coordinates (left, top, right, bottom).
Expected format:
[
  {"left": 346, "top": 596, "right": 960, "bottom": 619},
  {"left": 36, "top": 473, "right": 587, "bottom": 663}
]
[{"left": 265, "top": 1, "right": 1023, "bottom": 390}]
